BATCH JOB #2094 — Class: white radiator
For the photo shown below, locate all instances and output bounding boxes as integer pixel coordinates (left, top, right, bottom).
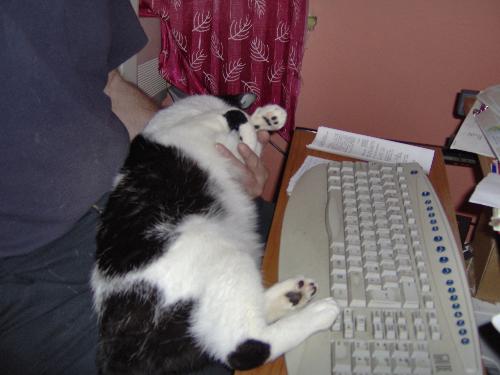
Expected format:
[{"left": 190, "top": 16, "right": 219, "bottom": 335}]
[{"left": 137, "top": 58, "right": 168, "bottom": 98}]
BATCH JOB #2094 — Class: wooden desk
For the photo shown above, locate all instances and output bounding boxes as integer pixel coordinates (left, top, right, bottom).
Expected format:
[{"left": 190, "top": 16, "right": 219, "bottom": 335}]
[
  {"left": 237, "top": 128, "right": 461, "bottom": 375},
  {"left": 471, "top": 155, "right": 500, "bottom": 302}
]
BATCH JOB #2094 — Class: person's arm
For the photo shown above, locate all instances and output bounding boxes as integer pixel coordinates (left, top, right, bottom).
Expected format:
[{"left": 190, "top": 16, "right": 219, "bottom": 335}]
[
  {"left": 105, "top": 69, "right": 269, "bottom": 196},
  {"left": 104, "top": 69, "right": 160, "bottom": 140}
]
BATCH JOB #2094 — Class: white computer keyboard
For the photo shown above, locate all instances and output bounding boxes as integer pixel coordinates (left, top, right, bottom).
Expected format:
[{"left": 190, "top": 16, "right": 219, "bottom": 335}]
[{"left": 279, "top": 161, "right": 481, "bottom": 375}]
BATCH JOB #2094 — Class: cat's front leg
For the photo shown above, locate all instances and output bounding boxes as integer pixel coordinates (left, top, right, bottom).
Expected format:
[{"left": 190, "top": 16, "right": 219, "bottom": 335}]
[
  {"left": 259, "top": 297, "right": 340, "bottom": 362},
  {"left": 264, "top": 277, "right": 318, "bottom": 323},
  {"left": 238, "top": 123, "right": 258, "bottom": 153},
  {"left": 227, "top": 296, "right": 339, "bottom": 370}
]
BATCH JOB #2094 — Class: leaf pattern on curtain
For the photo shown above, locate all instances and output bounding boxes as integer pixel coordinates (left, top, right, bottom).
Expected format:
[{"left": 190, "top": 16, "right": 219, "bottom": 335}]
[{"left": 140, "top": 0, "right": 308, "bottom": 141}]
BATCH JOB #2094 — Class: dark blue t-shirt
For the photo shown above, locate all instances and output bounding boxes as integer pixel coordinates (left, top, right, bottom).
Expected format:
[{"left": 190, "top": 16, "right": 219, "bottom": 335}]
[{"left": 0, "top": 1, "right": 147, "bottom": 256}]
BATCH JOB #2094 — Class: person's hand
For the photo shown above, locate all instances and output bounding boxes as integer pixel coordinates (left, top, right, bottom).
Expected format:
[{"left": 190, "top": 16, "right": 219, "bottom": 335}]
[{"left": 216, "top": 131, "right": 270, "bottom": 198}]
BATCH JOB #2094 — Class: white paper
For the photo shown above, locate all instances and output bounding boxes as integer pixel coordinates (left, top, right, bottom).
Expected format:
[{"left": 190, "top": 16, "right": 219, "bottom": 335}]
[
  {"left": 477, "top": 84, "right": 500, "bottom": 116},
  {"left": 286, "top": 156, "right": 330, "bottom": 195},
  {"left": 469, "top": 172, "right": 500, "bottom": 208},
  {"left": 471, "top": 297, "right": 500, "bottom": 375},
  {"left": 475, "top": 107, "right": 500, "bottom": 160},
  {"left": 307, "top": 127, "right": 435, "bottom": 174},
  {"left": 450, "top": 100, "right": 495, "bottom": 157}
]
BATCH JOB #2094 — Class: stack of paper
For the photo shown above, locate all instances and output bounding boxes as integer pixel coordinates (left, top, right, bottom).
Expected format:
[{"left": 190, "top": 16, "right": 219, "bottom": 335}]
[
  {"left": 469, "top": 171, "right": 500, "bottom": 231},
  {"left": 450, "top": 85, "right": 500, "bottom": 217},
  {"left": 451, "top": 84, "right": 500, "bottom": 159},
  {"left": 307, "top": 127, "right": 434, "bottom": 173},
  {"left": 469, "top": 173, "right": 500, "bottom": 208},
  {"left": 475, "top": 85, "right": 500, "bottom": 160},
  {"left": 287, "top": 127, "right": 435, "bottom": 195}
]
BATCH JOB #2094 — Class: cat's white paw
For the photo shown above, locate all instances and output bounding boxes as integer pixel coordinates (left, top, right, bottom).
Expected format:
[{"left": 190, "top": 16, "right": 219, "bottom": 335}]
[
  {"left": 284, "top": 277, "right": 317, "bottom": 308},
  {"left": 250, "top": 105, "right": 287, "bottom": 132},
  {"left": 302, "top": 297, "right": 341, "bottom": 330},
  {"left": 265, "top": 277, "right": 318, "bottom": 322}
]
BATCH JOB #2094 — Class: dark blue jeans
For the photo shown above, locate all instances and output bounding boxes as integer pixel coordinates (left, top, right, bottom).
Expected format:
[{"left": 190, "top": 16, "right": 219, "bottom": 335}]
[{"left": 0, "top": 195, "right": 274, "bottom": 375}]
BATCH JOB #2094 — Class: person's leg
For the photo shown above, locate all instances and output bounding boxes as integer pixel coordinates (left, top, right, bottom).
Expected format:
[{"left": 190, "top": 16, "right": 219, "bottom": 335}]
[
  {"left": 0, "top": 202, "right": 102, "bottom": 375},
  {"left": 0, "top": 196, "right": 275, "bottom": 375}
]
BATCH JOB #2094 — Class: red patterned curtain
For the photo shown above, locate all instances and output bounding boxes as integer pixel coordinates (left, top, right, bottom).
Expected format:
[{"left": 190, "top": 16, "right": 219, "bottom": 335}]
[{"left": 140, "top": 0, "right": 308, "bottom": 141}]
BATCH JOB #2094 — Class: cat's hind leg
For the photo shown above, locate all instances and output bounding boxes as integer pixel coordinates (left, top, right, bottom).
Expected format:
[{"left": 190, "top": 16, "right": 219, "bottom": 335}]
[
  {"left": 236, "top": 105, "right": 286, "bottom": 155},
  {"left": 250, "top": 105, "right": 287, "bottom": 132},
  {"left": 243, "top": 104, "right": 287, "bottom": 155},
  {"left": 264, "top": 277, "right": 318, "bottom": 323}
]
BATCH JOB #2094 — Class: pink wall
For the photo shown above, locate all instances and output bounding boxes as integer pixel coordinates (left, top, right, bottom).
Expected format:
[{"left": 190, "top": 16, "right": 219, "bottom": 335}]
[
  {"left": 136, "top": 2, "right": 500, "bottom": 208},
  {"left": 294, "top": 0, "right": 500, "bottom": 210}
]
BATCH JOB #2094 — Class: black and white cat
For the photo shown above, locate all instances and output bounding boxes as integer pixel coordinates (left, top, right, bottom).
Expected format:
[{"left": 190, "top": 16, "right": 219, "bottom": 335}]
[{"left": 91, "top": 95, "right": 340, "bottom": 374}]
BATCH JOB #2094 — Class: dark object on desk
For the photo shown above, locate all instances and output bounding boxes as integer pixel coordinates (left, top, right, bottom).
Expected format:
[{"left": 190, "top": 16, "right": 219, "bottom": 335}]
[
  {"left": 453, "top": 89, "right": 480, "bottom": 119},
  {"left": 478, "top": 322, "right": 500, "bottom": 361},
  {"left": 442, "top": 147, "right": 478, "bottom": 167},
  {"left": 442, "top": 89, "right": 480, "bottom": 167},
  {"left": 457, "top": 214, "right": 473, "bottom": 244},
  {"left": 442, "top": 148, "right": 477, "bottom": 167}
]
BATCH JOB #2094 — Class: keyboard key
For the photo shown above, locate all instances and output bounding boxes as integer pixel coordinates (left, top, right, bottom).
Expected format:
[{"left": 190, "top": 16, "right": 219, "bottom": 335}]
[
  {"left": 352, "top": 341, "right": 370, "bottom": 356},
  {"left": 414, "top": 322, "right": 427, "bottom": 340},
  {"left": 423, "top": 295, "right": 434, "bottom": 309},
  {"left": 382, "top": 274, "right": 399, "bottom": 289},
  {"left": 393, "top": 357, "right": 412, "bottom": 374},
  {"left": 372, "top": 341, "right": 392, "bottom": 356},
  {"left": 347, "top": 258, "right": 363, "bottom": 272},
  {"left": 332, "top": 258, "right": 347, "bottom": 271},
  {"left": 430, "top": 324, "right": 441, "bottom": 340},
  {"left": 398, "top": 322, "right": 409, "bottom": 340},
  {"left": 386, "top": 321, "right": 396, "bottom": 340},
  {"left": 367, "top": 288, "right": 402, "bottom": 308},
  {"left": 402, "top": 280, "right": 419, "bottom": 308},
  {"left": 347, "top": 244, "right": 362, "bottom": 255},
  {"left": 342, "top": 310, "right": 355, "bottom": 331},
  {"left": 348, "top": 271, "right": 366, "bottom": 307},
  {"left": 331, "top": 273, "right": 347, "bottom": 290},
  {"left": 411, "top": 342, "right": 429, "bottom": 358},
  {"left": 344, "top": 320, "right": 354, "bottom": 339},
  {"left": 413, "top": 358, "right": 432, "bottom": 375},
  {"left": 332, "top": 341, "right": 352, "bottom": 373},
  {"left": 373, "top": 321, "right": 384, "bottom": 339},
  {"left": 356, "top": 314, "right": 367, "bottom": 332},
  {"left": 331, "top": 318, "right": 342, "bottom": 332},
  {"left": 352, "top": 354, "right": 371, "bottom": 373},
  {"left": 427, "top": 311, "right": 438, "bottom": 325},
  {"left": 372, "top": 355, "right": 391, "bottom": 374},
  {"left": 372, "top": 310, "right": 383, "bottom": 323},
  {"left": 365, "top": 278, "right": 382, "bottom": 291},
  {"left": 394, "top": 342, "right": 411, "bottom": 358},
  {"left": 380, "top": 263, "right": 397, "bottom": 277},
  {"left": 332, "top": 288, "right": 348, "bottom": 306}
]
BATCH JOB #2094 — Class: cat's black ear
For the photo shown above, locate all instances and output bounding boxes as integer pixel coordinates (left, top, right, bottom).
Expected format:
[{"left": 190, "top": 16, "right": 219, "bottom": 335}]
[{"left": 218, "top": 93, "right": 256, "bottom": 109}]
